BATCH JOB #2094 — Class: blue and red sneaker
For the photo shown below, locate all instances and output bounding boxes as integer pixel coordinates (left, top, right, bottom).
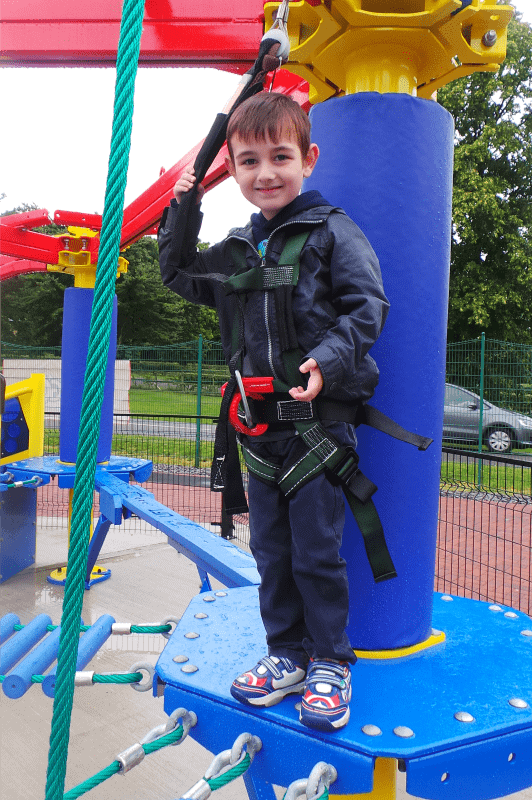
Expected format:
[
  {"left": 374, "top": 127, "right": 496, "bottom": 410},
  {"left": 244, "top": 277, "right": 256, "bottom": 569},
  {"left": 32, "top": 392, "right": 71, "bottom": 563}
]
[
  {"left": 230, "top": 655, "right": 306, "bottom": 707},
  {"left": 299, "top": 659, "right": 352, "bottom": 731}
]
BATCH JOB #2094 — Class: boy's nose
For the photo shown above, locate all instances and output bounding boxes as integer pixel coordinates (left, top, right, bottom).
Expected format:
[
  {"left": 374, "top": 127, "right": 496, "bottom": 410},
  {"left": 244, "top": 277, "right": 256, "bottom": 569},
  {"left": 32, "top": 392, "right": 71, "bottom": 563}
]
[{"left": 256, "top": 162, "right": 276, "bottom": 182}]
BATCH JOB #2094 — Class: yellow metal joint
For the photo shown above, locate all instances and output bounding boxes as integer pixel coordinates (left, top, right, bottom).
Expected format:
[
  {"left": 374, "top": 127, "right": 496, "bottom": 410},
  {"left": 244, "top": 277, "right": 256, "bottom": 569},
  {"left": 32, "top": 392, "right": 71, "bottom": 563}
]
[
  {"left": 47, "top": 226, "right": 128, "bottom": 288},
  {"left": 264, "top": 0, "right": 513, "bottom": 100}
]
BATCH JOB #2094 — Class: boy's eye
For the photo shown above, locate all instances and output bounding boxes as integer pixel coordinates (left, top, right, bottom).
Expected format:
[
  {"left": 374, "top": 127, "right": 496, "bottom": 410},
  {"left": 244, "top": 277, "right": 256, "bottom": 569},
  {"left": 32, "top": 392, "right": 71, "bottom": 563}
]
[
  {"left": 275, "top": 154, "right": 289, "bottom": 161},
  {"left": 241, "top": 158, "right": 257, "bottom": 166}
]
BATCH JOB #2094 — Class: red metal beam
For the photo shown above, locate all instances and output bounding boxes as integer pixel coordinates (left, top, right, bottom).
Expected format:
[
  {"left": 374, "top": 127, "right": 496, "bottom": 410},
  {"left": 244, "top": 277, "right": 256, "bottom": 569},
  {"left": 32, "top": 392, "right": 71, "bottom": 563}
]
[
  {"left": 0, "top": 0, "right": 265, "bottom": 68},
  {"left": 0, "top": 256, "right": 48, "bottom": 281},
  {"left": 0, "top": 74, "right": 310, "bottom": 266}
]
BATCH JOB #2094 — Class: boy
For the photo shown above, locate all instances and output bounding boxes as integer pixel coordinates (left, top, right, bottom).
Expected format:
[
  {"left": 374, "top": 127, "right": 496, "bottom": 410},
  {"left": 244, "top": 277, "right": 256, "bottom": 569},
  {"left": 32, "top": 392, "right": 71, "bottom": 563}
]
[{"left": 158, "top": 93, "right": 389, "bottom": 732}]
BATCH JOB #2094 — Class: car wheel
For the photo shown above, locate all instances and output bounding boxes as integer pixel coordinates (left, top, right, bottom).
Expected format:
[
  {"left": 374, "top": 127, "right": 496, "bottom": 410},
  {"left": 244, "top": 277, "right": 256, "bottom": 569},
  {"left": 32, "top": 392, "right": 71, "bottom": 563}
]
[{"left": 486, "top": 428, "right": 513, "bottom": 454}]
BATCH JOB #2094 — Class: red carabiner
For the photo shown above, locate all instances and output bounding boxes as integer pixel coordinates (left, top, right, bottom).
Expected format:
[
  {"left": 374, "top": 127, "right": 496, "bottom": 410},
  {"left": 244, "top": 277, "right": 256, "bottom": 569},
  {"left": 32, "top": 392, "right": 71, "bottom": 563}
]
[{"left": 221, "top": 376, "right": 274, "bottom": 436}]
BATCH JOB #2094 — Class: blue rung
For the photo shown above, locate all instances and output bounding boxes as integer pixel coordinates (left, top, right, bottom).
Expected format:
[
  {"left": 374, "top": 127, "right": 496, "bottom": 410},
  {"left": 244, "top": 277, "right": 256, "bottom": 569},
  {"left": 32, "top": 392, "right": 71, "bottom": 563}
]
[
  {"left": 0, "top": 614, "right": 52, "bottom": 675},
  {"left": 0, "top": 613, "right": 21, "bottom": 645},
  {"left": 42, "top": 614, "right": 115, "bottom": 697},
  {"left": 3, "top": 619, "right": 83, "bottom": 699}
]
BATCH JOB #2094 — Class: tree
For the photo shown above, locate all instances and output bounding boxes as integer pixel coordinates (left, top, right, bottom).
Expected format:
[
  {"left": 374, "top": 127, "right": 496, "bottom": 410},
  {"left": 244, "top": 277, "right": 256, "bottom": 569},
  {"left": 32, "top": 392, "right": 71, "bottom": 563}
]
[
  {"left": 115, "top": 237, "right": 220, "bottom": 345},
  {"left": 1, "top": 204, "right": 69, "bottom": 346},
  {"left": 1, "top": 204, "right": 220, "bottom": 345},
  {"left": 438, "top": 16, "right": 532, "bottom": 344}
]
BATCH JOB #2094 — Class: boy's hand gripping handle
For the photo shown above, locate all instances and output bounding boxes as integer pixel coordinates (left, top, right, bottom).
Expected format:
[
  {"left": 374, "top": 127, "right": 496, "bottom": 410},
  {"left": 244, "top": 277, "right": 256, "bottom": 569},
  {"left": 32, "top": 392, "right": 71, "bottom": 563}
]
[{"left": 221, "top": 372, "right": 274, "bottom": 436}]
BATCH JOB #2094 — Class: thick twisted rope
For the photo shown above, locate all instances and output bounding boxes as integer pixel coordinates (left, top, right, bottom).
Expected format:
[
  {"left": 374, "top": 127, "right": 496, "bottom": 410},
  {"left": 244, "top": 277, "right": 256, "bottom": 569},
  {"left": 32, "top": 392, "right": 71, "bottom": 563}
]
[{"left": 44, "top": 2, "right": 145, "bottom": 798}]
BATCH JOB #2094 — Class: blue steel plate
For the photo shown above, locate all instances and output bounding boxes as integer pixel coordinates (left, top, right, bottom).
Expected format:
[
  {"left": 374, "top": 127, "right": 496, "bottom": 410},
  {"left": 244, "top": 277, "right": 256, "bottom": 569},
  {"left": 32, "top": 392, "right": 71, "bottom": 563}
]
[
  {"left": 157, "top": 589, "right": 532, "bottom": 797},
  {"left": 6, "top": 455, "right": 152, "bottom": 487}
]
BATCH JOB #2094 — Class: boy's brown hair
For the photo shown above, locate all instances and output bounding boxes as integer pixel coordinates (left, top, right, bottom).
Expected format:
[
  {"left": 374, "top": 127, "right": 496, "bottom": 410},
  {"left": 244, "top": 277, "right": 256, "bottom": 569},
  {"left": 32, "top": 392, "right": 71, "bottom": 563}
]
[{"left": 226, "top": 93, "right": 311, "bottom": 161}]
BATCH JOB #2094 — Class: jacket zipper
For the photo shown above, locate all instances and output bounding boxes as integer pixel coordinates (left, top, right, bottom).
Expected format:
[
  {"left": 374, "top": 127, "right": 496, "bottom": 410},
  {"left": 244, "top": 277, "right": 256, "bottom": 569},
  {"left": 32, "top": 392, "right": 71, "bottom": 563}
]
[{"left": 228, "top": 219, "right": 324, "bottom": 381}]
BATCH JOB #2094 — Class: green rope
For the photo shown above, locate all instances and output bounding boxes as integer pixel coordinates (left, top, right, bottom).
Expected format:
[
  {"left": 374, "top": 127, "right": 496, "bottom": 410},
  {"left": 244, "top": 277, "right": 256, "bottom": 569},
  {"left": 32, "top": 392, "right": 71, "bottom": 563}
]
[
  {"left": 130, "top": 624, "right": 172, "bottom": 634},
  {"left": 43, "top": 3, "right": 145, "bottom": 799},
  {"left": 12, "top": 623, "right": 169, "bottom": 634},
  {"left": 0, "top": 672, "right": 142, "bottom": 685},
  {"left": 63, "top": 763, "right": 121, "bottom": 800},
  {"left": 92, "top": 672, "right": 142, "bottom": 684},
  {"left": 62, "top": 726, "right": 184, "bottom": 799},
  {"left": 207, "top": 754, "right": 252, "bottom": 791}
]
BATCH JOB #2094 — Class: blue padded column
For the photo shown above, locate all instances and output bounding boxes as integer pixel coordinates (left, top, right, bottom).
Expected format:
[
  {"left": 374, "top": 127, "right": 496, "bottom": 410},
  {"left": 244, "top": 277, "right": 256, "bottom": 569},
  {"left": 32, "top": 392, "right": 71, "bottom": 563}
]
[
  {"left": 305, "top": 93, "right": 454, "bottom": 650},
  {"left": 59, "top": 288, "right": 117, "bottom": 464}
]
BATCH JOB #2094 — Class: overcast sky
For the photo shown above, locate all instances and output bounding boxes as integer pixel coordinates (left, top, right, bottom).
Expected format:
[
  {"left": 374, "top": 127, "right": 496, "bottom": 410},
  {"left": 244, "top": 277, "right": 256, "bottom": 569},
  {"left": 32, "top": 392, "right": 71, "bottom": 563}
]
[{"left": 1, "top": 0, "right": 531, "bottom": 245}]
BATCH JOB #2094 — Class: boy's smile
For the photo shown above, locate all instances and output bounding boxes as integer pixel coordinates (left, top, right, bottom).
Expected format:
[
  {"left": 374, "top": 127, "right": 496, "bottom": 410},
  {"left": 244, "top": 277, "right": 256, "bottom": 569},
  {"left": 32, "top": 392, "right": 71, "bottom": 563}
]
[{"left": 226, "top": 134, "right": 319, "bottom": 220}]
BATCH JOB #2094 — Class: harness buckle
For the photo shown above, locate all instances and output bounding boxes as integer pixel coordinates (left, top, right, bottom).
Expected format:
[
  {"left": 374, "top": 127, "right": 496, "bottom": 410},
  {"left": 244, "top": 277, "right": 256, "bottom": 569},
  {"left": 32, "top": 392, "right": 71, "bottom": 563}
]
[
  {"left": 221, "top": 374, "right": 275, "bottom": 436},
  {"left": 329, "top": 446, "right": 360, "bottom": 488}
]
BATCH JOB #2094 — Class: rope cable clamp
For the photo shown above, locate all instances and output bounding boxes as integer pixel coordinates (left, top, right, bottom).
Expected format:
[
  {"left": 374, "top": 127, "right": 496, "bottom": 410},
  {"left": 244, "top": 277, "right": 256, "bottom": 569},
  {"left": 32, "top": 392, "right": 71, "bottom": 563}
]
[
  {"left": 284, "top": 762, "right": 338, "bottom": 800},
  {"left": 181, "top": 733, "right": 262, "bottom": 800}
]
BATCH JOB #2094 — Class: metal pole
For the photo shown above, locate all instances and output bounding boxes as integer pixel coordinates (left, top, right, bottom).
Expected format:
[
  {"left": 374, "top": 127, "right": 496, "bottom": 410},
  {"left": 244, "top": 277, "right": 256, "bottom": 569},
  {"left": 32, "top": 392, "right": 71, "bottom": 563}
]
[
  {"left": 195, "top": 335, "right": 203, "bottom": 468},
  {"left": 477, "top": 332, "right": 485, "bottom": 488},
  {"left": 331, "top": 758, "right": 397, "bottom": 799}
]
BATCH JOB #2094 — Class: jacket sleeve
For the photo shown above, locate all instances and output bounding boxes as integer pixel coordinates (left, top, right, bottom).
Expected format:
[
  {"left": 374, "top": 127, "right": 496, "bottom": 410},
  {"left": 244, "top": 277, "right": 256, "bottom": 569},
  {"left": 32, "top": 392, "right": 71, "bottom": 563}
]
[
  {"left": 158, "top": 200, "right": 224, "bottom": 309},
  {"left": 304, "top": 213, "right": 389, "bottom": 396}
]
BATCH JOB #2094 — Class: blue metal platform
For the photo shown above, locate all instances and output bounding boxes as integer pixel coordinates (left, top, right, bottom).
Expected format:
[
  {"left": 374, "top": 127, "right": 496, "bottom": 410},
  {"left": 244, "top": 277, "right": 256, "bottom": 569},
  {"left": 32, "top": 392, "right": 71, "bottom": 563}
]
[
  {"left": 156, "top": 590, "right": 532, "bottom": 799},
  {"left": 6, "top": 454, "right": 153, "bottom": 488}
]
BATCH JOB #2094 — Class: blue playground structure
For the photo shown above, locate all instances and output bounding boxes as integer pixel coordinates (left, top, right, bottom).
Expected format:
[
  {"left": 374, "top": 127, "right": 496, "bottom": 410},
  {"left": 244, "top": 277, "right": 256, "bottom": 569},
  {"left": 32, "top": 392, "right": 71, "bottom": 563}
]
[{"left": 1, "top": 0, "right": 531, "bottom": 798}]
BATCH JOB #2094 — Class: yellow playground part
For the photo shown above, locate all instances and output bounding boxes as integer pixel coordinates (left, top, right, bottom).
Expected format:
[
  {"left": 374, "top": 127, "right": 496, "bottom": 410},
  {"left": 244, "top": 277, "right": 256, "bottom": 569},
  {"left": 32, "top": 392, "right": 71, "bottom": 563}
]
[
  {"left": 1, "top": 373, "right": 45, "bottom": 465},
  {"left": 265, "top": 0, "right": 513, "bottom": 102}
]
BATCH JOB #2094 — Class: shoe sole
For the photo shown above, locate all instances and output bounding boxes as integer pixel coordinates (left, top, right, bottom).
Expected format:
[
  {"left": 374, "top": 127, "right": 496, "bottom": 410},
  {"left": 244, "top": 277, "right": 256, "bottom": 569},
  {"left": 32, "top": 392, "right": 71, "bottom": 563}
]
[
  {"left": 299, "top": 704, "right": 350, "bottom": 731},
  {"left": 231, "top": 681, "right": 305, "bottom": 707}
]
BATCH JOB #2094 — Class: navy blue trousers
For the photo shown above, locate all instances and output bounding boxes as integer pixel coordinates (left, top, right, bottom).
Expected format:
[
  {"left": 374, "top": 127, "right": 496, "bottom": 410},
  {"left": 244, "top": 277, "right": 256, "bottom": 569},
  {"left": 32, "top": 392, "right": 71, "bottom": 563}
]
[{"left": 247, "top": 435, "right": 356, "bottom": 665}]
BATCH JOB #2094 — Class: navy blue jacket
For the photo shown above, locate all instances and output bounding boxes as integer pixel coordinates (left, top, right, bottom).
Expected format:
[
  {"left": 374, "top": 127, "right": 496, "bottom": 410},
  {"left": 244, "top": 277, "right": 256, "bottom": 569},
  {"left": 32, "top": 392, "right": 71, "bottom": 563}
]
[{"left": 158, "top": 193, "right": 389, "bottom": 406}]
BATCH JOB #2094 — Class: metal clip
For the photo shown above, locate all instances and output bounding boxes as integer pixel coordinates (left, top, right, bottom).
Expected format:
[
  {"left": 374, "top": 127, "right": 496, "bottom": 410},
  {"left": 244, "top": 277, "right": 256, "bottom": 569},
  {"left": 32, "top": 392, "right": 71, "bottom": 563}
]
[
  {"left": 181, "top": 733, "right": 262, "bottom": 800},
  {"left": 129, "top": 661, "right": 155, "bottom": 692},
  {"left": 284, "top": 763, "right": 338, "bottom": 800},
  {"left": 206, "top": 732, "right": 262, "bottom": 780},
  {"left": 140, "top": 707, "right": 197, "bottom": 747},
  {"left": 234, "top": 370, "right": 254, "bottom": 429},
  {"left": 160, "top": 615, "right": 181, "bottom": 640},
  {"left": 270, "top": 0, "right": 290, "bottom": 36}
]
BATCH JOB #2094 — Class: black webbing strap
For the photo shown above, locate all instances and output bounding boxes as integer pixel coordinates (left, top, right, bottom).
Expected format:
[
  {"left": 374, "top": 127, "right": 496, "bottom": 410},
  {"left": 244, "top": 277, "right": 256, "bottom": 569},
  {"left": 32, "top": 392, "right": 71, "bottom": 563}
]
[
  {"left": 343, "top": 491, "right": 398, "bottom": 583},
  {"left": 355, "top": 404, "right": 433, "bottom": 450}
]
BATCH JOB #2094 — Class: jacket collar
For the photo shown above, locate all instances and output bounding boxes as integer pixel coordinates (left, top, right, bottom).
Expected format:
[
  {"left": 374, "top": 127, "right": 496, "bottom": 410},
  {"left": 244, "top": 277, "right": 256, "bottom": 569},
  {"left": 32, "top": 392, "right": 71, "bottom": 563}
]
[{"left": 227, "top": 203, "right": 340, "bottom": 248}]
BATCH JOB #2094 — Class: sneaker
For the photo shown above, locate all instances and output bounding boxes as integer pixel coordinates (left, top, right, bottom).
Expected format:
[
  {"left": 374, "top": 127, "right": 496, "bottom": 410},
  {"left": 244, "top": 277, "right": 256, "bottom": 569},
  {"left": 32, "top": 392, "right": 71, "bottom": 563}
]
[
  {"left": 299, "top": 659, "right": 352, "bottom": 731},
  {"left": 230, "top": 655, "right": 306, "bottom": 707}
]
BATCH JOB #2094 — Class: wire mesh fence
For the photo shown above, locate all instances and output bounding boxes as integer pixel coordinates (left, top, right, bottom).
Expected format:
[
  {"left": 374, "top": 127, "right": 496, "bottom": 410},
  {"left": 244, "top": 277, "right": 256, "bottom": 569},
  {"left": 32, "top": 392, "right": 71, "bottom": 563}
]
[
  {"left": 3, "top": 336, "right": 532, "bottom": 613},
  {"left": 445, "top": 335, "right": 532, "bottom": 454}
]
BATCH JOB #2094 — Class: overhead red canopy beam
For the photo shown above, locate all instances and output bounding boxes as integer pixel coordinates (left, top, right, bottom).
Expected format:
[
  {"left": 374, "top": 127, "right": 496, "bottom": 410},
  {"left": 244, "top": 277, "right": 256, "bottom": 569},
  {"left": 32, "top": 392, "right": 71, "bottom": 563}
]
[{"left": 0, "top": 0, "right": 265, "bottom": 69}]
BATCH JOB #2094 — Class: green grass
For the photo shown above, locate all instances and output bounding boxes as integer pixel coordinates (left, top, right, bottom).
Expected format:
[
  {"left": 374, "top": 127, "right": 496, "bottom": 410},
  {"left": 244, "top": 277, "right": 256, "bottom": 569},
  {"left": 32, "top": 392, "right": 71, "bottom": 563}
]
[
  {"left": 44, "top": 428, "right": 216, "bottom": 468},
  {"left": 128, "top": 389, "right": 221, "bottom": 417},
  {"left": 440, "top": 460, "right": 531, "bottom": 496},
  {"left": 112, "top": 433, "right": 215, "bottom": 468}
]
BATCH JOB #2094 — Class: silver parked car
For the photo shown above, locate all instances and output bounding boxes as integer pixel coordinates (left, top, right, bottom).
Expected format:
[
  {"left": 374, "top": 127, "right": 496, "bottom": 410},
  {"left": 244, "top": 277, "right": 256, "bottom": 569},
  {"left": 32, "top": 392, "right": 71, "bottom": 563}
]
[{"left": 444, "top": 383, "right": 532, "bottom": 454}]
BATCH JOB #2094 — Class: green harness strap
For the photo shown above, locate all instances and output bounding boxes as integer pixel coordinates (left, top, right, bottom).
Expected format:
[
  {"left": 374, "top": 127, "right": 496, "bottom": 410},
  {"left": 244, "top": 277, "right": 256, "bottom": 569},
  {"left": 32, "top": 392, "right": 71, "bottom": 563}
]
[{"left": 230, "top": 232, "right": 398, "bottom": 583}]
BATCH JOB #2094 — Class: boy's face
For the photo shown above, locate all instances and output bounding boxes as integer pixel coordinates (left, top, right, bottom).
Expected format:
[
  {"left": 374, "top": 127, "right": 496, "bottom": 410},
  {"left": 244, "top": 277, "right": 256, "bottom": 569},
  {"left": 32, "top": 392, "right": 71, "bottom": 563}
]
[{"left": 225, "top": 132, "right": 319, "bottom": 220}]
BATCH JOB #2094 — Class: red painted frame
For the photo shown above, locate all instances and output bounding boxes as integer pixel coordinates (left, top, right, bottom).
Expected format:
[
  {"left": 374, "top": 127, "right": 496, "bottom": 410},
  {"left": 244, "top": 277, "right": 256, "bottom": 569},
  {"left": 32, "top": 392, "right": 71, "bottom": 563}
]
[{"left": 0, "top": 2, "right": 310, "bottom": 279}]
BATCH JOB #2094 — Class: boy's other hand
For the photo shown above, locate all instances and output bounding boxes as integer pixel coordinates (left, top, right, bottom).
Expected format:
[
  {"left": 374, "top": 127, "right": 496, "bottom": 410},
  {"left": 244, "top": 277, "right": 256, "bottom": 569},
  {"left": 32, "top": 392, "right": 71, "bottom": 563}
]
[
  {"left": 289, "top": 359, "right": 324, "bottom": 402},
  {"left": 173, "top": 167, "right": 205, "bottom": 204}
]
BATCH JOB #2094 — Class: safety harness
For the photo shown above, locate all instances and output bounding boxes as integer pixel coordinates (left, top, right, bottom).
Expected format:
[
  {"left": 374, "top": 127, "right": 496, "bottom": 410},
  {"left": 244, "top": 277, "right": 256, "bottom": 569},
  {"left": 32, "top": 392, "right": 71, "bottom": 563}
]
[{"left": 211, "top": 230, "right": 433, "bottom": 584}]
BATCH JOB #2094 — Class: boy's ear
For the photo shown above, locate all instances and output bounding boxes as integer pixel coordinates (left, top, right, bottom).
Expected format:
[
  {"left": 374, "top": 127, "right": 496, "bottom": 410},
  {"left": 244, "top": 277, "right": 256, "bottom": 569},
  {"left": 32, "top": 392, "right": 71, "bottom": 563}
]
[
  {"left": 225, "top": 155, "right": 236, "bottom": 178},
  {"left": 303, "top": 143, "right": 319, "bottom": 177}
]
